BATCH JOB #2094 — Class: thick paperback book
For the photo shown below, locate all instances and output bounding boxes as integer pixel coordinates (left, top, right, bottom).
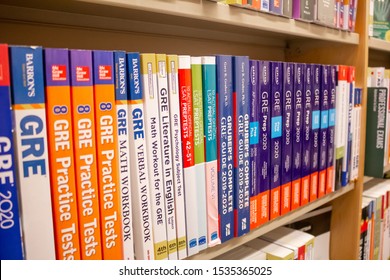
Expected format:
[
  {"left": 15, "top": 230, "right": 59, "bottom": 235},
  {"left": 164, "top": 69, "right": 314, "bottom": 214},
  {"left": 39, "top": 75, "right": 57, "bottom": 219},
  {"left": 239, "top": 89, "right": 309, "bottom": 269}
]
[
  {"left": 114, "top": 51, "right": 135, "bottom": 260},
  {"left": 92, "top": 50, "right": 122, "bottom": 259},
  {"left": 233, "top": 56, "right": 250, "bottom": 236},
  {"left": 167, "top": 55, "right": 187, "bottom": 259},
  {"left": 249, "top": 60, "right": 260, "bottom": 229},
  {"left": 292, "top": 63, "right": 304, "bottom": 209},
  {"left": 69, "top": 49, "right": 102, "bottom": 260},
  {"left": 302, "top": 64, "right": 312, "bottom": 204},
  {"left": 127, "top": 52, "right": 154, "bottom": 260},
  {"left": 45, "top": 48, "right": 81, "bottom": 260},
  {"left": 0, "top": 44, "right": 23, "bottom": 260},
  {"left": 202, "top": 56, "right": 220, "bottom": 246},
  {"left": 140, "top": 53, "right": 168, "bottom": 260},
  {"left": 258, "top": 60, "right": 271, "bottom": 224},
  {"left": 310, "top": 64, "right": 321, "bottom": 201},
  {"left": 281, "top": 62, "right": 293, "bottom": 215},
  {"left": 9, "top": 45, "right": 56, "bottom": 259},
  {"left": 216, "top": 55, "right": 234, "bottom": 243},
  {"left": 270, "top": 61, "right": 283, "bottom": 220},
  {"left": 191, "top": 56, "right": 208, "bottom": 249},
  {"left": 178, "top": 55, "right": 199, "bottom": 255},
  {"left": 156, "top": 53, "right": 178, "bottom": 259}
]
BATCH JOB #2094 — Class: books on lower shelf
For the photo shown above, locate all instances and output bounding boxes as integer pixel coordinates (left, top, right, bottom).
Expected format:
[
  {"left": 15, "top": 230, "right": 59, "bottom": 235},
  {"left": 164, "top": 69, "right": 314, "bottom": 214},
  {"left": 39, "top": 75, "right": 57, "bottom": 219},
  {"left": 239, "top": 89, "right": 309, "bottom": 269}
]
[{"left": 0, "top": 43, "right": 358, "bottom": 260}]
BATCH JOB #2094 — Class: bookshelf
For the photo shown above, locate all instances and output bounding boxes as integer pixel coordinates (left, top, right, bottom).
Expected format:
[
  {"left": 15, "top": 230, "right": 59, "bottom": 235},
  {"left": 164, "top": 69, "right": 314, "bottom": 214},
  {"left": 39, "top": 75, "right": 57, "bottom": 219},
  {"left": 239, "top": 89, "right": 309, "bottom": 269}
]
[{"left": 0, "top": 0, "right": 370, "bottom": 259}]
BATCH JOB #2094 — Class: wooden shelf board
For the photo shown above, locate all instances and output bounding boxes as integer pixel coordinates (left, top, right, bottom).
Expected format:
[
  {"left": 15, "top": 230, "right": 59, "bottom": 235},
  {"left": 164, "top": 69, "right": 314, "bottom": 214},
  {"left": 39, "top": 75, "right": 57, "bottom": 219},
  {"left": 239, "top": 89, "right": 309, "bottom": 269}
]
[
  {"left": 369, "top": 37, "right": 390, "bottom": 52},
  {"left": 186, "top": 183, "right": 354, "bottom": 260}
]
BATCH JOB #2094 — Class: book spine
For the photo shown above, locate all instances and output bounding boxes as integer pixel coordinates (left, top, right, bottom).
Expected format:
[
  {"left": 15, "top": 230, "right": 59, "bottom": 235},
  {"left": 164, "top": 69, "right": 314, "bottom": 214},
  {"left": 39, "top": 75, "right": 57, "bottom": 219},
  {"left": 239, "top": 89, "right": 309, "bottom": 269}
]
[
  {"left": 45, "top": 48, "right": 81, "bottom": 260},
  {"left": 310, "top": 65, "right": 321, "bottom": 202},
  {"left": 216, "top": 55, "right": 234, "bottom": 243},
  {"left": 302, "top": 64, "right": 312, "bottom": 203},
  {"left": 335, "top": 0, "right": 340, "bottom": 28},
  {"left": 191, "top": 56, "right": 208, "bottom": 249},
  {"left": 202, "top": 56, "right": 220, "bottom": 247},
  {"left": 249, "top": 60, "right": 260, "bottom": 229},
  {"left": 292, "top": 63, "right": 304, "bottom": 209},
  {"left": 283, "top": 0, "right": 293, "bottom": 18},
  {"left": 348, "top": 0, "right": 354, "bottom": 31},
  {"left": 258, "top": 61, "right": 271, "bottom": 224},
  {"left": 270, "top": 61, "right": 283, "bottom": 220},
  {"left": 260, "top": 0, "right": 270, "bottom": 12},
  {"left": 9, "top": 46, "right": 56, "bottom": 259},
  {"left": 92, "top": 50, "right": 122, "bottom": 259},
  {"left": 0, "top": 44, "right": 23, "bottom": 260},
  {"left": 339, "top": 0, "right": 345, "bottom": 29},
  {"left": 318, "top": 65, "right": 330, "bottom": 198},
  {"left": 326, "top": 65, "right": 337, "bottom": 194},
  {"left": 178, "top": 55, "right": 199, "bottom": 255},
  {"left": 352, "top": 88, "right": 362, "bottom": 180},
  {"left": 368, "top": 0, "right": 374, "bottom": 37},
  {"left": 342, "top": 0, "right": 350, "bottom": 30},
  {"left": 270, "top": 0, "right": 282, "bottom": 14},
  {"left": 281, "top": 62, "right": 293, "bottom": 215},
  {"left": 167, "top": 55, "right": 187, "bottom": 259},
  {"left": 69, "top": 49, "right": 102, "bottom": 260},
  {"left": 233, "top": 56, "right": 250, "bottom": 236},
  {"left": 114, "top": 51, "right": 134, "bottom": 260},
  {"left": 140, "top": 53, "right": 168, "bottom": 260},
  {"left": 293, "top": 0, "right": 300, "bottom": 18},
  {"left": 156, "top": 54, "right": 178, "bottom": 259},
  {"left": 127, "top": 52, "right": 154, "bottom": 260}
]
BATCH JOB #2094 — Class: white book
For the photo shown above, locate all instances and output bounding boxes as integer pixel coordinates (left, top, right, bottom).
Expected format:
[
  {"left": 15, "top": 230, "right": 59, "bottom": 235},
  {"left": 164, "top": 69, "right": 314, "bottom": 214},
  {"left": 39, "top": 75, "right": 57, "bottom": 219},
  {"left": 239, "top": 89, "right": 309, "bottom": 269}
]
[
  {"left": 127, "top": 53, "right": 154, "bottom": 260},
  {"left": 9, "top": 46, "right": 56, "bottom": 260},
  {"left": 245, "top": 238, "right": 294, "bottom": 260},
  {"left": 350, "top": 88, "right": 358, "bottom": 181},
  {"left": 140, "top": 53, "right": 168, "bottom": 260},
  {"left": 114, "top": 52, "right": 134, "bottom": 260},
  {"left": 178, "top": 55, "right": 199, "bottom": 257},
  {"left": 156, "top": 54, "right": 178, "bottom": 260},
  {"left": 167, "top": 55, "right": 188, "bottom": 259},
  {"left": 191, "top": 56, "right": 207, "bottom": 251},
  {"left": 261, "top": 0, "right": 270, "bottom": 12},
  {"left": 369, "top": 0, "right": 374, "bottom": 37}
]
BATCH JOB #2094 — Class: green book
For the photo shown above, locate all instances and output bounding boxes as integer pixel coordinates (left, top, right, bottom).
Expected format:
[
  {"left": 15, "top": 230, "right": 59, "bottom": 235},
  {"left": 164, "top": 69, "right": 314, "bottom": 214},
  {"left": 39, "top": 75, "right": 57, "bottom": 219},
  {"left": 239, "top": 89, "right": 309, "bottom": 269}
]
[
  {"left": 364, "top": 87, "right": 388, "bottom": 178},
  {"left": 374, "top": 0, "right": 390, "bottom": 41}
]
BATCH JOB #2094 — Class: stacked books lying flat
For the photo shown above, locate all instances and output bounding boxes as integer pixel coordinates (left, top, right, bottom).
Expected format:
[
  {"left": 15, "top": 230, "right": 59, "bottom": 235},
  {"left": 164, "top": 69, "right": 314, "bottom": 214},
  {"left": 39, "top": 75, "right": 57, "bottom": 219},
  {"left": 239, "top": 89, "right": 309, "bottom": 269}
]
[
  {"left": 361, "top": 181, "right": 390, "bottom": 260},
  {"left": 209, "top": 0, "right": 358, "bottom": 31},
  {"left": 0, "top": 44, "right": 358, "bottom": 260},
  {"left": 214, "top": 226, "right": 315, "bottom": 260}
]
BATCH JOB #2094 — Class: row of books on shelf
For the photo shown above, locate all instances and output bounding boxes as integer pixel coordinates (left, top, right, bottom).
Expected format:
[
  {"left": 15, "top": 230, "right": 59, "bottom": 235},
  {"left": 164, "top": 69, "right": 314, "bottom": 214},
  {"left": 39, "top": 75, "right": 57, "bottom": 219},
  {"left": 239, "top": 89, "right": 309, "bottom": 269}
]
[
  {"left": 365, "top": 66, "right": 390, "bottom": 178},
  {"left": 369, "top": 0, "right": 390, "bottom": 41},
  {"left": 360, "top": 181, "right": 390, "bottom": 260},
  {"left": 215, "top": 226, "right": 315, "bottom": 260},
  {"left": 0, "top": 43, "right": 359, "bottom": 260},
  {"left": 210, "top": 0, "right": 358, "bottom": 31}
]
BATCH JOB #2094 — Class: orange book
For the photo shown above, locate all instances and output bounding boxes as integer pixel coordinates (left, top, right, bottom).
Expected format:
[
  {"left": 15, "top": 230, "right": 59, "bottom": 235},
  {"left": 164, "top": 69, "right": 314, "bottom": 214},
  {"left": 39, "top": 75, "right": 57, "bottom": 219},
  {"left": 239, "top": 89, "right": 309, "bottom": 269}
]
[
  {"left": 45, "top": 48, "right": 81, "bottom": 260},
  {"left": 69, "top": 50, "right": 103, "bottom": 260},
  {"left": 92, "top": 50, "right": 123, "bottom": 259}
]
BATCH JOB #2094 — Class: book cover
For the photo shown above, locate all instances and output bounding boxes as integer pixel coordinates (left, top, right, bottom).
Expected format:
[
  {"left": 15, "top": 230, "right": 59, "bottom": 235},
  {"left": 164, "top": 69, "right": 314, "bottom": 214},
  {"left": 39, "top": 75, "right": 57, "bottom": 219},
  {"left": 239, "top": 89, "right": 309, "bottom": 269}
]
[
  {"left": 127, "top": 52, "right": 154, "bottom": 260},
  {"left": 335, "top": 65, "right": 348, "bottom": 190},
  {"left": 45, "top": 48, "right": 81, "bottom": 260},
  {"left": 233, "top": 56, "right": 250, "bottom": 236},
  {"left": 216, "top": 55, "right": 234, "bottom": 243},
  {"left": 0, "top": 44, "right": 23, "bottom": 260},
  {"left": 270, "top": 0, "right": 282, "bottom": 15},
  {"left": 69, "top": 49, "right": 102, "bottom": 260},
  {"left": 178, "top": 55, "right": 199, "bottom": 255},
  {"left": 318, "top": 65, "right": 330, "bottom": 198},
  {"left": 270, "top": 61, "right": 283, "bottom": 220},
  {"left": 191, "top": 56, "right": 208, "bottom": 250},
  {"left": 326, "top": 65, "right": 337, "bottom": 194},
  {"left": 114, "top": 51, "right": 134, "bottom": 260},
  {"left": 249, "top": 60, "right": 260, "bottom": 229},
  {"left": 140, "top": 53, "right": 168, "bottom": 260},
  {"left": 92, "top": 50, "right": 122, "bottom": 259},
  {"left": 281, "top": 62, "right": 293, "bottom": 215},
  {"left": 167, "top": 55, "right": 188, "bottom": 259},
  {"left": 258, "top": 60, "right": 271, "bottom": 225},
  {"left": 292, "top": 63, "right": 304, "bottom": 209},
  {"left": 316, "top": 0, "right": 336, "bottom": 26},
  {"left": 156, "top": 54, "right": 179, "bottom": 259},
  {"left": 365, "top": 87, "right": 388, "bottom": 178},
  {"left": 9, "top": 45, "right": 56, "bottom": 260},
  {"left": 302, "top": 64, "right": 312, "bottom": 203},
  {"left": 310, "top": 65, "right": 321, "bottom": 202}
]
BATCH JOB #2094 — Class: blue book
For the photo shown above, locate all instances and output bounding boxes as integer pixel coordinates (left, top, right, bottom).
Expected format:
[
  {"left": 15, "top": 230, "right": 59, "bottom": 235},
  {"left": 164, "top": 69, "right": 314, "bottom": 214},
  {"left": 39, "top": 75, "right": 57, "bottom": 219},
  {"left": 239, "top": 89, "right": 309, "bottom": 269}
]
[
  {"left": 216, "top": 55, "right": 234, "bottom": 243},
  {"left": 232, "top": 56, "right": 250, "bottom": 237},
  {"left": 0, "top": 44, "right": 23, "bottom": 260},
  {"left": 270, "top": 61, "right": 283, "bottom": 220}
]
